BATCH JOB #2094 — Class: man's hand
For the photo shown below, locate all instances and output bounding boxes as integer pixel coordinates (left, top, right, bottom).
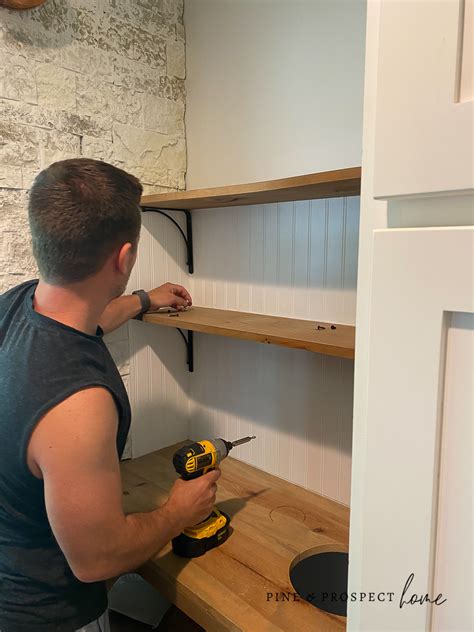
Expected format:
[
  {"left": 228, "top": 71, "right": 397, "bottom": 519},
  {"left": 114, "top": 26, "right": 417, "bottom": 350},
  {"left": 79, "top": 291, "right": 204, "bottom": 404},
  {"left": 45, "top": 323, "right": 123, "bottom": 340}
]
[
  {"left": 99, "top": 283, "right": 192, "bottom": 334},
  {"left": 165, "top": 469, "right": 221, "bottom": 527},
  {"left": 147, "top": 282, "right": 192, "bottom": 312}
]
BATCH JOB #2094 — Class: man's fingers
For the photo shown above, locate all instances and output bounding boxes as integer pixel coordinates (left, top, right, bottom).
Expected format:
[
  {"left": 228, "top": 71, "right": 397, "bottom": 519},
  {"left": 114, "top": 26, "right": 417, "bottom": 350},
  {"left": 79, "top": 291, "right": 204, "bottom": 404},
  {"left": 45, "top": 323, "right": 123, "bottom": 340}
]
[
  {"left": 205, "top": 469, "right": 221, "bottom": 483},
  {"left": 170, "top": 284, "right": 192, "bottom": 305},
  {"left": 169, "top": 294, "right": 189, "bottom": 309},
  {"left": 147, "top": 284, "right": 193, "bottom": 311}
]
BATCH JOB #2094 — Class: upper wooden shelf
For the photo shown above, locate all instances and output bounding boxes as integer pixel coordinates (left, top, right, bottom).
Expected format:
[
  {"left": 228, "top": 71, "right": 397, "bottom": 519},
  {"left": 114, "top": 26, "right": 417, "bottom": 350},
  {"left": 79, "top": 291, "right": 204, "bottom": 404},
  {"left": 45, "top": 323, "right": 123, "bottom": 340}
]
[
  {"left": 143, "top": 306, "right": 355, "bottom": 359},
  {"left": 140, "top": 167, "right": 361, "bottom": 210}
]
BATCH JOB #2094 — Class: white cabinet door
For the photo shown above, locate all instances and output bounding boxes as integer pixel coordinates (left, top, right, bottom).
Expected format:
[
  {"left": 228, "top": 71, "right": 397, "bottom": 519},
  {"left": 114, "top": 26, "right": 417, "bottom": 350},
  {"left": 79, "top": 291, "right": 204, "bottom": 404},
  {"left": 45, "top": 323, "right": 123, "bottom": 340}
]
[
  {"left": 373, "top": 0, "right": 474, "bottom": 198},
  {"left": 356, "top": 227, "right": 473, "bottom": 630},
  {"left": 350, "top": 2, "right": 474, "bottom": 630}
]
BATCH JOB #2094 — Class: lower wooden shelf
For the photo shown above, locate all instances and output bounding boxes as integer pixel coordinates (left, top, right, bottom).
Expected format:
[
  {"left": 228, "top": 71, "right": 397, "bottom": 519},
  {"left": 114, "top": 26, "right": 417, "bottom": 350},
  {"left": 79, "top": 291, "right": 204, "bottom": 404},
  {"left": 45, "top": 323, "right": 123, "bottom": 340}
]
[
  {"left": 143, "top": 306, "right": 355, "bottom": 359},
  {"left": 121, "top": 441, "right": 349, "bottom": 631}
]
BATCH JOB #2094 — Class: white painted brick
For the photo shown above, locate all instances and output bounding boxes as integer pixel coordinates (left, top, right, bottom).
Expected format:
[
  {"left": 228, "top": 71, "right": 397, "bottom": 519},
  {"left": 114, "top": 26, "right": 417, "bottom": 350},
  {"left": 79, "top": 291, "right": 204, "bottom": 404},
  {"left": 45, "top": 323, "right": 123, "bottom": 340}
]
[
  {"left": 112, "top": 122, "right": 176, "bottom": 179},
  {"left": 141, "top": 183, "right": 180, "bottom": 196},
  {"left": 0, "top": 188, "right": 28, "bottom": 218},
  {"left": 159, "top": 0, "right": 184, "bottom": 24},
  {"left": 0, "top": 122, "right": 41, "bottom": 175},
  {"left": 158, "top": 137, "right": 186, "bottom": 173},
  {"left": 0, "top": 53, "right": 37, "bottom": 104},
  {"left": 36, "top": 64, "right": 76, "bottom": 110},
  {"left": 76, "top": 75, "right": 143, "bottom": 128},
  {"left": 81, "top": 135, "right": 116, "bottom": 164},
  {"left": 1, "top": 98, "right": 57, "bottom": 132},
  {"left": 39, "top": 129, "right": 81, "bottom": 169},
  {"left": 0, "top": 19, "right": 64, "bottom": 66},
  {"left": 143, "top": 94, "right": 185, "bottom": 136},
  {"left": 1, "top": 96, "right": 111, "bottom": 142},
  {"left": 110, "top": 53, "right": 185, "bottom": 102},
  {"left": 167, "top": 38, "right": 185, "bottom": 79},
  {"left": 94, "top": 15, "right": 167, "bottom": 69},
  {"left": 0, "top": 164, "right": 22, "bottom": 189},
  {"left": 60, "top": 42, "right": 113, "bottom": 77},
  {"left": 176, "top": 23, "right": 185, "bottom": 40},
  {"left": 0, "top": 190, "right": 38, "bottom": 292},
  {"left": 0, "top": 0, "right": 187, "bottom": 388},
  {"left": 101, "top": 0, "right": 176, "bottom": 39},
  {"left": 22, "top": 164, "right": 39, "bottom": 190}
]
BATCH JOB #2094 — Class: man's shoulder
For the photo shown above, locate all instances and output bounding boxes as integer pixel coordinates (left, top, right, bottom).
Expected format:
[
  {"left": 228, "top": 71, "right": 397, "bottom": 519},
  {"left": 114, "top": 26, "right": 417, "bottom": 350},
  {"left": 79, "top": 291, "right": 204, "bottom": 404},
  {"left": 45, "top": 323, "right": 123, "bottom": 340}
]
[
  {"left": 0, "top": 279, "right": 37, "bottom": 305},
  {"left": 0, "top": 279, "right": 37, "bottom": 333},
  {"left": 29, "top": 386, "right": 119, "bottom": 475},
  {"left": 39, "top": 388, "right": 119, "bottom": 433}
]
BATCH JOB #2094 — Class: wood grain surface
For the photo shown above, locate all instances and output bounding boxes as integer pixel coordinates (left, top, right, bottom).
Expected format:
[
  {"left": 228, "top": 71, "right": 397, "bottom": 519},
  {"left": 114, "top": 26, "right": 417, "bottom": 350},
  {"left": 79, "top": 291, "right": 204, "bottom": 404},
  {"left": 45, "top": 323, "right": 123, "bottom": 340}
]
[
  {"left": 121, "top": 442, "right": 349, "bottom": 631},
  {"left": 143, "top": 307, "right": 355, "bottom": 359},
  {"left": 140, "top": 168, "right": 361, "bottom": 210}
]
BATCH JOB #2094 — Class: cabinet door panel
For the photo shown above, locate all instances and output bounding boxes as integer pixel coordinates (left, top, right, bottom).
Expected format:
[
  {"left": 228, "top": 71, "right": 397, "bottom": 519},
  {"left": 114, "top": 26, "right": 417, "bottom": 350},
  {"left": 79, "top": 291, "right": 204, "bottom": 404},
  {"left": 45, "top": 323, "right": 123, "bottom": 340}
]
[
  {"left": 431, "top": 312, "right": 473, "bottom": 631},
  {"left": 357, "top": 227, "right": 473, "bottom": 630},
  {"left": 373, "top": 1, "right": 474, "bottom": 198}
]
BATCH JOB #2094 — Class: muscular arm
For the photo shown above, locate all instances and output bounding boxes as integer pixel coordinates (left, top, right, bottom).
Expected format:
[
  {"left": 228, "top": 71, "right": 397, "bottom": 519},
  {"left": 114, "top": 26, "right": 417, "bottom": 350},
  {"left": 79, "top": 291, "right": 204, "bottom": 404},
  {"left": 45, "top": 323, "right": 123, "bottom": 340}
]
[
  {"left": 99, "top": 294, "right": 142, "bottom": 334},
  {"left": 99, "top": 283, "right": 192, "bottom": 335},
  {"left": 28, "top": 388, "right": 218, "bottom": 582}
]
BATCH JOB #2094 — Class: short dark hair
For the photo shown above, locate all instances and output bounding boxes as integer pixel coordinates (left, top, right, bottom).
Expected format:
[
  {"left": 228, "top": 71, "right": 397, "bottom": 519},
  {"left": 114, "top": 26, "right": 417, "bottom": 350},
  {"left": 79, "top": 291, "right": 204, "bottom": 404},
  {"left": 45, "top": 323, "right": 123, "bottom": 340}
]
[{"left": 28, "top": 158, "right": 143, "bottom": 284}]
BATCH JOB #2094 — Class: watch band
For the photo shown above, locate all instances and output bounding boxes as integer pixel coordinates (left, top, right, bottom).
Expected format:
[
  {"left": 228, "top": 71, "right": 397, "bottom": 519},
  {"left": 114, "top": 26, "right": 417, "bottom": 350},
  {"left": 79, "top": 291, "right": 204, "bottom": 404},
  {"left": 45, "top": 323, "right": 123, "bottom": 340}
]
[{"left": 132, "top": 289, "right": 151, "bottom": 320}]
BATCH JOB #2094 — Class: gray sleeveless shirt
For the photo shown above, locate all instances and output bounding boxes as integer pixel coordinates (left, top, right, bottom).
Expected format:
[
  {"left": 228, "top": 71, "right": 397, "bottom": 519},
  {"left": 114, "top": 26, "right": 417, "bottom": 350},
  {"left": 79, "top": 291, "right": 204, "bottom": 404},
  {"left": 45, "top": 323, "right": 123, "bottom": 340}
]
[{"left": 0, "top": 280, "right": 131, "bottom": 631}]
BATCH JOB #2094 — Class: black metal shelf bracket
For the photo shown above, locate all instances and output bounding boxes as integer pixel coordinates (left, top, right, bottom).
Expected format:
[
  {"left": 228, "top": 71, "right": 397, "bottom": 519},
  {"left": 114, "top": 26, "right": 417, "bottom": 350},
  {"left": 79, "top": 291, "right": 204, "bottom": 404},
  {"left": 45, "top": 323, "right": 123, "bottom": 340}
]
[
  {"left": 176, "top": 329, "right": 194, "bottom": 372},
  {"left": 141, "top": 207, "right": 194, "bottom": 274}
]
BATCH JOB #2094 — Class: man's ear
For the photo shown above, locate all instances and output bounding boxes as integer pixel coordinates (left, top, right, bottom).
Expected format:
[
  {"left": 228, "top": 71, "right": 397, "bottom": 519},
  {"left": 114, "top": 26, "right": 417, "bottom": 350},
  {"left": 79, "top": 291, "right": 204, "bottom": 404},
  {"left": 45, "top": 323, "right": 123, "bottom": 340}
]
[{"left": 116, "top": 242, "right": 137, "bottom": 276}]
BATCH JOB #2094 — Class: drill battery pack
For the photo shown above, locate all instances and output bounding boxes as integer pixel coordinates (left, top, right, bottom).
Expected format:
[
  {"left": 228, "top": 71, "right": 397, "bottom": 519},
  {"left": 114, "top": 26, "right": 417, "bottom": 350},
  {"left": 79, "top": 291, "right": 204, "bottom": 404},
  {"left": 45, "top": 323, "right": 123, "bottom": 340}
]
[{"left": 172, "top": 508, "right": 231, "bottom": 558}]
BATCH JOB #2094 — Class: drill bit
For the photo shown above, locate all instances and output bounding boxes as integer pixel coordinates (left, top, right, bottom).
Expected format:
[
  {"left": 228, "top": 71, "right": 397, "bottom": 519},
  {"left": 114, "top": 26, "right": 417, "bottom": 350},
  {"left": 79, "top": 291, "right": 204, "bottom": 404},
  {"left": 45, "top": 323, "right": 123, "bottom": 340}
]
[{"left": 231, "top": 435, "right": 256, "bottom": 447}]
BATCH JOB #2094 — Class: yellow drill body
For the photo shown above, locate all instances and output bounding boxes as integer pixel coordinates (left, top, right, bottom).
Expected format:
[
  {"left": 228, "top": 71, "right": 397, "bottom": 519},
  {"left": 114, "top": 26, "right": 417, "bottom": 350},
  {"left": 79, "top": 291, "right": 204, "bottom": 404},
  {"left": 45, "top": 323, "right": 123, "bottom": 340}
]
[
  {"left": 182, "top": 439, "right": 221, "bottom": 478},
  {"left": 171, "top": 435, "right": 256, "bottom": 557}
]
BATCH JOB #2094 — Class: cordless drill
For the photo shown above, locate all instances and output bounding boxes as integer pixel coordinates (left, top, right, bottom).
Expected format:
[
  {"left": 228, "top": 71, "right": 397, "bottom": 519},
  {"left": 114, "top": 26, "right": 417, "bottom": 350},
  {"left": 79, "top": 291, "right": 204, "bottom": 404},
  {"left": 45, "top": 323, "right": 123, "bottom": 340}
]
[{"left": 171, "top": 436, "right": 256, "bottom": 558}]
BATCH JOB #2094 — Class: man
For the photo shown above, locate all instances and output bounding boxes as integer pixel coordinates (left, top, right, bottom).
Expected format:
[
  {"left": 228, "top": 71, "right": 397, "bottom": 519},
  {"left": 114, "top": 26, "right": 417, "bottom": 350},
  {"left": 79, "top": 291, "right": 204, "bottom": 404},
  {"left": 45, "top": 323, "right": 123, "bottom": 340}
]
[{"left": 0, "top": 159, "right": 220, "bottom": 631}]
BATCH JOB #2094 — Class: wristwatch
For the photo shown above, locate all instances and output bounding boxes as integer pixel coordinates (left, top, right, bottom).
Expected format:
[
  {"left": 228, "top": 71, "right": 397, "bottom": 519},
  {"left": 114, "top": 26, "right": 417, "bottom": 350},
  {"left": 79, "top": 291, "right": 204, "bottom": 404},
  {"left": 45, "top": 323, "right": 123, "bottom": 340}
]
[{"left": 132, "top": 289, "right": 151, "bottom": 320}]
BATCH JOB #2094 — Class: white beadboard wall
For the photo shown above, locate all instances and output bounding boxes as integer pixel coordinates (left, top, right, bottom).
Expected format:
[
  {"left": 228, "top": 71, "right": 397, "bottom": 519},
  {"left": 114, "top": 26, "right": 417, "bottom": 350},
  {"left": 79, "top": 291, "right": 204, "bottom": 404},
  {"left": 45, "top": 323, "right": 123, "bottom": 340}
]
[
  {"left": 129, "top": 195, "right": 359, "bottom": 506},
  {"left": 128, "top": 211, "right": 191, "bottom": 459},
  {"left": 188, "top": 196, "right": 359, "bottom": 505}
]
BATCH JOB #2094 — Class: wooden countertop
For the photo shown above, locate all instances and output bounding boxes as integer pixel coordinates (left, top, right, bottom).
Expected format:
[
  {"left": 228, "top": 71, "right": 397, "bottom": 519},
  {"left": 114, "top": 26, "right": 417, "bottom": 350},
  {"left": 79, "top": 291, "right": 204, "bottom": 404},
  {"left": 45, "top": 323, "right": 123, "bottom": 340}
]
[{"left": 121, "top": 442, "right": 349, "bottom": 631}]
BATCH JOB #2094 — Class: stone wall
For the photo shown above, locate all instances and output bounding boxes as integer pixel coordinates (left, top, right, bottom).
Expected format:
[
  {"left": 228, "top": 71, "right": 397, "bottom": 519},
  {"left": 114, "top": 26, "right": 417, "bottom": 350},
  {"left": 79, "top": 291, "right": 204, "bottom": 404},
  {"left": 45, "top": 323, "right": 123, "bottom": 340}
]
[{"left": 0, "top": 0, "right": 186, "bottom": 455}]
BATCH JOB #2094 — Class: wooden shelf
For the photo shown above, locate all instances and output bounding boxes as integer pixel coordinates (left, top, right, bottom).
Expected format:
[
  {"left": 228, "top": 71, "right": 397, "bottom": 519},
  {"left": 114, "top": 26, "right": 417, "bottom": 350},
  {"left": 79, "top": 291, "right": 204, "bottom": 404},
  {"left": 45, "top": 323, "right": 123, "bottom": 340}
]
[
  {"left": 121, "top": 441, "right": 349, "bottom": 631},
  {"left": 141, "top": 167, "right": 361, "bottom": 210},
  {"left": 143, "top": 306, "right": 355, "bottom": 359}
]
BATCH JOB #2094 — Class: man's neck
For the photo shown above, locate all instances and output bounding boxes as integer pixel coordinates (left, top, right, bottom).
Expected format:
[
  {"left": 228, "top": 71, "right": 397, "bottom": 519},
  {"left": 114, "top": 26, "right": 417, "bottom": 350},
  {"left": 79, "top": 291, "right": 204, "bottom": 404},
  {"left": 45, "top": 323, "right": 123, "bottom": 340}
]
[{"left": 33, "top": 279, "right": 110, "bottom": 336}]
